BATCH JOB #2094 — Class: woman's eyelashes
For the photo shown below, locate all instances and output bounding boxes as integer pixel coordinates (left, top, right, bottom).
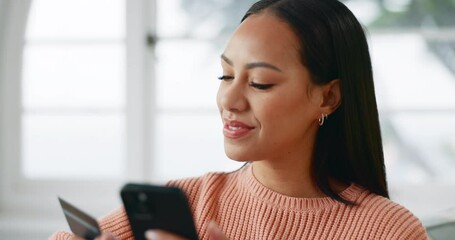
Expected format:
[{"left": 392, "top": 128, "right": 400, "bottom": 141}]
[
  {"left": 218, "top": 75, "right": 274, "bottom": 90},
  {"left": 249, "top": 82, "right": 274, "bottom": 90},
  {"left": 217, "top": 75, "right": 234, "bottom": 81}
]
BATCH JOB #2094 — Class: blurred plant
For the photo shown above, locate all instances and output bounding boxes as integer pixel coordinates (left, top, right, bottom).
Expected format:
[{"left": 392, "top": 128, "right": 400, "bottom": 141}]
[
  {"left": 442, "top": 139, "right": 455, "bottom": 163},
  {"left": 371, "top": 0, "right": 455, "bottom": 28},
  {"left": 370, "top": 0, "right": 455, "bottom": 75}
]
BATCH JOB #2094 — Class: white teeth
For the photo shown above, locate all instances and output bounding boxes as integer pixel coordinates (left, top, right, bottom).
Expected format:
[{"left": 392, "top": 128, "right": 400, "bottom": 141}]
[{"left": 228, "top": 126, "right": 242, "bottom": 130}]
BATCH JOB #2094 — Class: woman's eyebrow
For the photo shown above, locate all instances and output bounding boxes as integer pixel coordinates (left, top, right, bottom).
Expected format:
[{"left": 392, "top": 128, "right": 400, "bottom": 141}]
[
  {"left": 221, "top": 54, "right": 283, "bottom": 73},
  {"left": 221, "top": 54, "right": 233, "bottom": 65},
  {"left": 245, "top": 62, "right": 282, "bottom": 72}
]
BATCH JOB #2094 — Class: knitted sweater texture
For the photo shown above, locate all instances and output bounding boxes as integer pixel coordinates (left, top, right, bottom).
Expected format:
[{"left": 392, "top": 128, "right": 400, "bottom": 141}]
[{"left": 50, "top": 165, "right": 428, "bottom": 239}]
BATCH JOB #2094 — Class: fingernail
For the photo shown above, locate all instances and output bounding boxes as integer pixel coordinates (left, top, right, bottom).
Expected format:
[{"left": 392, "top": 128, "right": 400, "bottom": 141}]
[{"left": 145, "top": 230, "right": 157, "bottom": 240}]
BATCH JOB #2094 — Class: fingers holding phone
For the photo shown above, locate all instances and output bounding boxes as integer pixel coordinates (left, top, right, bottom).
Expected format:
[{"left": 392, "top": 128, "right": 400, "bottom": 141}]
[
  {"left": 67, "top": 232, "right": 117, "bottom": 240},
  {"left": 143, "top": 221, "right": 227, "bottom": 240},
  {"left": 145, "top": 229, "right": 188, "bottom": 240},
  {"left": 94, "top": 232, "right": 118, "bottom": 240},
  {"left": 206, "top": 221, "right": 227, "bottom": 240},
  {"left": 121, "top": 183, "right": 199, "bottom": 240}
]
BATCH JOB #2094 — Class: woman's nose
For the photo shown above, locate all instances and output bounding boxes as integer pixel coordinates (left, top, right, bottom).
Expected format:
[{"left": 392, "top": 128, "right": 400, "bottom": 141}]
[{"left": 217, "top": 80, "right": 248, "bottom": 113}]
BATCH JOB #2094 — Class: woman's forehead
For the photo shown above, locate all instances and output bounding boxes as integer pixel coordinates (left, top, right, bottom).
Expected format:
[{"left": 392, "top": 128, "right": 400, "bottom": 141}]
[{"left": 223, "top": 13, "right": 301, "bottom": 65}]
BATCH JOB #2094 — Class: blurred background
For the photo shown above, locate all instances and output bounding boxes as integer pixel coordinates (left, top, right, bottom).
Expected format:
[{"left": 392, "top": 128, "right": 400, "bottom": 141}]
[{"left": 0, "top": 0, "right": 454, "bottom": 239}]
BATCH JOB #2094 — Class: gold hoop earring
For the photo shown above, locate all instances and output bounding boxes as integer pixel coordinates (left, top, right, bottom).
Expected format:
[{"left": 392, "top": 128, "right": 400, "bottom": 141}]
[{"left": 318, "top": 113, "right": 328, "bottom": 126}]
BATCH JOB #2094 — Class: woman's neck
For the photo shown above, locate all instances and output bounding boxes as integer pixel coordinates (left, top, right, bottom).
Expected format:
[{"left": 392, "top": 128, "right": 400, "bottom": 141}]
[{"left": 251, "top": 160, "right": 325, "bottom": 198}]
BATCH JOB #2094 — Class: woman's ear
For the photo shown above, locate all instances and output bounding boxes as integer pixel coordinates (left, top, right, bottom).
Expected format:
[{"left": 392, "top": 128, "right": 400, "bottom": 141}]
[{"left": 319, "top": 79, "right": 341, "bottom": 114}]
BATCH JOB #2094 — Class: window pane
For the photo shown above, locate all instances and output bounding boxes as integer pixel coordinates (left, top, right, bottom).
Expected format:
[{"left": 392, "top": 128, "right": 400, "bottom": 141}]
[
  {"left": 371, "top": 33, "right": 455, "bottom": 109},
  {"left": 370, "top": 30, "right": 455, "bottom": 184},
  {"left": 343, "top": 0, "right": 382, "bottom": 26},
  {"left": 22, "top": 44, "right": 125, "bottom": 109},
  {"left": 155, "top": 40, "right": 221, "bottom": 109},
  {"left": 157, "top": 0, "right": 256, "bottom": 39},
  {"left": 26, "top": 0, "right": 125, "bottom": 40},
  {"left": 341, "top": 0, "right": 455, "bottom": 189},
  {"left": 383, "top": 114, "right": 455, "bottom": 184},
  {"left": 21, "top": 0, "right": 126, "bottom": 180},
  {"left": 153, "top": 114, "right": 243, "bottom": 180},
  {"left": 22, "top": 114, "right": 125, "bottom": 179}
]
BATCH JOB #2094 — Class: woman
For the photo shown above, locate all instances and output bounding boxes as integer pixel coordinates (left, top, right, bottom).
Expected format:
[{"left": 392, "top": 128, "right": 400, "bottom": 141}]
[{"left": 52, "top": 0, "right": 428, "bottom": 239}]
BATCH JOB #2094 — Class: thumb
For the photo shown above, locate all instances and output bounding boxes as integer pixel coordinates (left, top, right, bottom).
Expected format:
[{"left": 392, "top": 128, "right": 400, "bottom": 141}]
[{"left": 207, "top": 221, "right": 227, "bottom": 240}]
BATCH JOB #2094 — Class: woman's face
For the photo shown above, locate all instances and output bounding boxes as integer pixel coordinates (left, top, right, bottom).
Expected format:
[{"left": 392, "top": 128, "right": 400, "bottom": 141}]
[{"left": 217, "top": 12, "right": 323, "bottom": 162}]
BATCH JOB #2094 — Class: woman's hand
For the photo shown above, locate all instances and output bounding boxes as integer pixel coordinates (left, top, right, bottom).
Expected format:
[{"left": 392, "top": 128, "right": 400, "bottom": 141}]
[
  {"left": 95, "top": 233, "right": 118, "bottom": 240},
  {"left": 68, "top": 232, "right": 117, "bottom": 240},
  {"left": 144, "top": 229, "right": 187, "bottom": 240},
  {"left": 145, "top": 221, "right": 227, "bottom": 240},
  {"left": 206, "top": 221, "right": 227, "bottom": 240}
]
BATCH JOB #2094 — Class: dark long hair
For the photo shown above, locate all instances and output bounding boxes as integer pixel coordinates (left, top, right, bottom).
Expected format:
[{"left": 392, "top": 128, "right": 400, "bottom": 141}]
[{"left": 242, "top": 0, "right": 388, "bottom": 203}]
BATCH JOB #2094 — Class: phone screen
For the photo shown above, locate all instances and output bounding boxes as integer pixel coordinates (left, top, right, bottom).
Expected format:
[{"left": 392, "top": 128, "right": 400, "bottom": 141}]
[{"left": 121, "top": 183, "right": 199, "bottom": 240}]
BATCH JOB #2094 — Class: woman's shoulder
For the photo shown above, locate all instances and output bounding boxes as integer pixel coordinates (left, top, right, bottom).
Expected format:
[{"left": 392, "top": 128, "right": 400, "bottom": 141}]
[
  {"left": 352, "top": 185, "right": 419, "bottom": 220},
  {"left": 347, "top": 184, "right": 428, "bottom": 239}
]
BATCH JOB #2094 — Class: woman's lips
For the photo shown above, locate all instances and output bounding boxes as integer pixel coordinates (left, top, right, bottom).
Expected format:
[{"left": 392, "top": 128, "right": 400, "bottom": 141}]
[{"left": 223, "top": 120, "right": 255, "bottom": 139}]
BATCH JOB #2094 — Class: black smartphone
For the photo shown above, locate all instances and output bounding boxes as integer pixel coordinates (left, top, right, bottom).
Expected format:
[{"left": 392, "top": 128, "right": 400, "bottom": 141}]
[
  {"left": 58, "top": 197, "right": 101, "bottom": 240},
  {"left": 120, "top": 183, "right": 199, "bottom": 240}
]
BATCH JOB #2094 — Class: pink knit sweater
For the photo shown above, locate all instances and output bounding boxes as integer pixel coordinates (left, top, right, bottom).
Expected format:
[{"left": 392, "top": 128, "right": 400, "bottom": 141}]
[{"left": 50, "top": 165, "right": 428, "bottom": 239}]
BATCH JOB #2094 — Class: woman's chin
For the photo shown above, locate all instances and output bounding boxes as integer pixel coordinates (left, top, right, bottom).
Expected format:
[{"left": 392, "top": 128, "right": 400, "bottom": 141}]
[
  {"left": 224, "top": 148, "right": 260, "bottom": 162},
  {"left": 223, "top": 139, "right": 265, "bottom": 162}
]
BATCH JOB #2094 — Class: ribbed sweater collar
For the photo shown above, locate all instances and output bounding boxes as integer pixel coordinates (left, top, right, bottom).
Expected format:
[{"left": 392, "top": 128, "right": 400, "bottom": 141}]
[{"left": 236, "top": 163, "right": 364, "bottom": 212}]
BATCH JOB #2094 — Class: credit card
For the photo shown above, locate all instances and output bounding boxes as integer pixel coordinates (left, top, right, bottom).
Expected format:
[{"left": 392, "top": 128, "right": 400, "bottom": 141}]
[{"left": 58, "top": 197, "right": 101, "bottom": 240}]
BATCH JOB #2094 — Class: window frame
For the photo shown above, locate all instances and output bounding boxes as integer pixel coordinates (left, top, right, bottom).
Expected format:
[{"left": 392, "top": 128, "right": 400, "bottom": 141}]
[{"left": 0, "top": 0, "right": 156, "bottom": 226}]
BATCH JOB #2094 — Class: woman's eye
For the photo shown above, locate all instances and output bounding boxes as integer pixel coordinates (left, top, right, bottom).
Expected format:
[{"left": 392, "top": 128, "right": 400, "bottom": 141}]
[
  {"left": 217, "top": 75, "right": 234, "bottom": 81},
  {"left": 249, "top": 82, "right": 274, "bottom": 90}
]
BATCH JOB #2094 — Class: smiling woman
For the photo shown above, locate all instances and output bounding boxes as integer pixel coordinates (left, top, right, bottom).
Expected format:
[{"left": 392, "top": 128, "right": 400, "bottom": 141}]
[
  {"left": 49, "top": 0, "right": 430, "bottom": 239},
  {"left": 3, "top": 0, "right": 454, "bottom": 239},
  {"left": 217, "top": 14, "right": 332, "bottom": 171}
]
